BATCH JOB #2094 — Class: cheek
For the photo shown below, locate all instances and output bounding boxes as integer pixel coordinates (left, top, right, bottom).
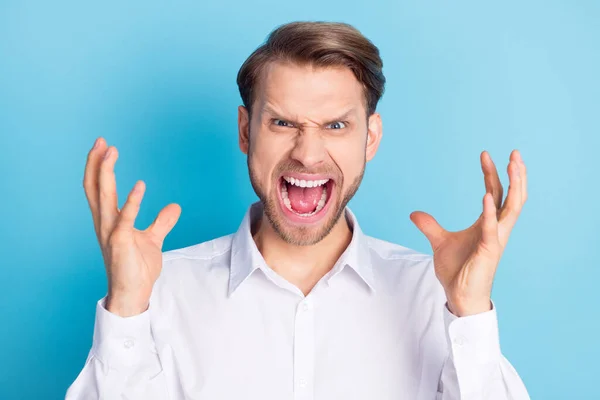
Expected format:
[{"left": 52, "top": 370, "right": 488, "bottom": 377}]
[
  {"left": 250, "top": 131, "right": 291, "bottom": 189},
  {"left": 327, "top": 137, "right": 366, "bottom": 186}
]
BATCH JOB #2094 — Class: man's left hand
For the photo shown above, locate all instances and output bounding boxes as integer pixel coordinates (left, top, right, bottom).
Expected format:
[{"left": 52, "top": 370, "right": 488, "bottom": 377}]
[{"left": 410, "top": 150, "right": 528, "bottom": 317}]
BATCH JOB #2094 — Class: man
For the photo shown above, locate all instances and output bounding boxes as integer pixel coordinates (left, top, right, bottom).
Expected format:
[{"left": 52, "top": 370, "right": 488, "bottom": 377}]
[{"left": 67, "top": 21, "right": 530, "bottom": 399}]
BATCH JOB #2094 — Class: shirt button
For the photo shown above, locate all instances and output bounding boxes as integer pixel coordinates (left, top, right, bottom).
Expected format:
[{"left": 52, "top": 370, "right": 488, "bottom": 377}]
[
  {"left": 302, "top": 301, "right": 311, "bottom": 311},
  {"left": 124, "top": 339, "right": 135, "bottom": 349},
  {"left": 453, "top": 336, "right": 466, "bottom": 346},
  {"left": 298, "top": 378, "right": 308, "bottom": 388}
]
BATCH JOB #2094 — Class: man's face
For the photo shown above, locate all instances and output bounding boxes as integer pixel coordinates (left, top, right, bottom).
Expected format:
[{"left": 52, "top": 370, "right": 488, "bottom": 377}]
[{"left": 238, "top": 61, "right": 382, "bottom": 246}]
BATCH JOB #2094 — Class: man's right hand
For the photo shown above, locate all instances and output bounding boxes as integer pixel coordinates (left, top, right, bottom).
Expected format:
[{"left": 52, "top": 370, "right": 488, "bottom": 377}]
[{"left": 83, "top": 137, "right": 182, "bottom": 317}]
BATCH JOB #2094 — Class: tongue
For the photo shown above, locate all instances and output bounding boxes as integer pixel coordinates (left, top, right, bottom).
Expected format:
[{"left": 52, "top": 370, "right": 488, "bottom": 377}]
[{"left": 287, "top": 184, "right": 324, "bottom": 214}]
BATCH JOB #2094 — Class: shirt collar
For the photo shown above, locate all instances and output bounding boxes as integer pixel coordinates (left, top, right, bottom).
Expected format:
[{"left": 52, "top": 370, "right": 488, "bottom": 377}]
[{"left": 228, "top": 202, "right": 376, "bottom": 296}]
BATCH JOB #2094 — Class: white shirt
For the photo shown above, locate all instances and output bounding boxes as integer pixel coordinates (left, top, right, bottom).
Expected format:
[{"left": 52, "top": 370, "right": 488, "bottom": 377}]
[{"left": 66, "top": 202, "right": 530, "bottom": 400}]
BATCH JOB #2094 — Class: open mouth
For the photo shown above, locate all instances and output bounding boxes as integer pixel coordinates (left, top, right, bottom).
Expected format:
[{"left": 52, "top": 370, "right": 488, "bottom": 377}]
[{"left": 277, "top": 175, "right": 335, "bottom": 222}]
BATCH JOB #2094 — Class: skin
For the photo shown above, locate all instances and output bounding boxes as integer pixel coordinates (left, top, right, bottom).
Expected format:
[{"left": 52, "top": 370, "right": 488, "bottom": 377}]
[
  {"left": 410, "top": 150, "right": 528, "bottom": 316},
  {"left": 83, "top": 60, "right": 527, "bottom": 317},
  {"left": 83, "top": 141, "right": 181, "bottom": 316},
  {"left": 237, "top": 61, "right": 382, "bottom": 295}
]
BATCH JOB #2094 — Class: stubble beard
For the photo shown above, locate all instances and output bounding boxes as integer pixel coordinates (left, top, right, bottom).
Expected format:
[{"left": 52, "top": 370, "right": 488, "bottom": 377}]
[{"left": 247, "top": 150, "right": 365, "bottom": 246}]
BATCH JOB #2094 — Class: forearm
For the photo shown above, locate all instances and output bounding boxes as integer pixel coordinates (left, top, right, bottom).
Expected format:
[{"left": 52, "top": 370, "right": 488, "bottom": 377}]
[
  {"left": 65, "top": 297, "right": 168, "bottom": 400},
  {"left": 439, "top": 301, "right": 530, "bottom": 399}
]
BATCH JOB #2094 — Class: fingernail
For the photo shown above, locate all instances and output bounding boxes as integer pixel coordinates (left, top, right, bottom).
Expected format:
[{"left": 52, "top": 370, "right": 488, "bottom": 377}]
[
  {"left": 93, "top": 138, "right": 100, "bottom": 149},
  {"left": 103, "top": 148, "right": 111, "bottom": 159},
  {"left": 515, "top": 162, "right": 521, "bottom": 177}
]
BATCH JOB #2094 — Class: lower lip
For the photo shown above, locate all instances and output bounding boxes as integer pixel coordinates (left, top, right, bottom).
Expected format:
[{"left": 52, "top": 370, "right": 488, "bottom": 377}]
[{"left": 277, "top": 179, "right": 335, "bottom": 225}]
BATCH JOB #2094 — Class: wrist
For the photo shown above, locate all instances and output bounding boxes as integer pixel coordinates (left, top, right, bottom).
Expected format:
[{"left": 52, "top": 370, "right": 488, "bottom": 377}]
[
  {"left": 446, "top": 297, "right": 492, "bottom": 317},
  {"left": 106, "top": 291, "right": 149, "bottom": 317}
]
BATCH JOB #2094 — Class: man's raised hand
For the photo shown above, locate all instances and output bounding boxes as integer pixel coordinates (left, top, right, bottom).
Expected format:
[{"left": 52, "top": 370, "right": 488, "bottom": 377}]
[
  {"left": 83, "top": 137, "right": 182, "bottom": 317},
  {"left": 409, "top": 150, "right": 528, "bottom": 317}
]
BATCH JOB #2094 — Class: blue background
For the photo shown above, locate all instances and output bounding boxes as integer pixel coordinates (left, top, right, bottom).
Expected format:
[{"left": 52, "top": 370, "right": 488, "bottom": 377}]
[{"left": 1, "top": 1, "right": 598, "bottom": 399}]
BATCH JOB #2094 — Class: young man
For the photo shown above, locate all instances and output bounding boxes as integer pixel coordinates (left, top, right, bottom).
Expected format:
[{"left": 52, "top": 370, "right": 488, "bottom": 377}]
[{"left": 67, "top": 21, "right": 530, "bottom": 399}]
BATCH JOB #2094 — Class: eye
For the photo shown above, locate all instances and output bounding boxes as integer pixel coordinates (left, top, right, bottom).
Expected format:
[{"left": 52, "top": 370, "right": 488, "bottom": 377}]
[
  {"left": 326, "top": 121, "right": 347, "bottom": 129},
  {"left": 272, "top": 119, "right": 294, "bottom": 128}
]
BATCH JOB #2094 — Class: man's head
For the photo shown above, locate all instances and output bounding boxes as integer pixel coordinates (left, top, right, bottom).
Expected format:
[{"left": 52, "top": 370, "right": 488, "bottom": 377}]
[{"left": 236, "top": 21, "right": 385, "bottom": 246}]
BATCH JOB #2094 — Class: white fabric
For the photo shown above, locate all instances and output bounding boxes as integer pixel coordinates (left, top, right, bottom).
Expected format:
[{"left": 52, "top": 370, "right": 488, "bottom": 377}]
[{"left": 66, "top": 202, "right": 530, "bottom": 399}]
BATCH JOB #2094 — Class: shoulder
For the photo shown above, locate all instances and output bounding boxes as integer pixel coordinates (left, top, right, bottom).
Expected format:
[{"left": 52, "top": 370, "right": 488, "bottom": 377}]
[
  {"left": 366, "top": 235, "right": 432, "bottom": 265},
  {"left": 162, "top": 233, "right": 234, "bottom": 264},
  {"left": 154, "top": 233, "right": 235, "bottom": 291},
  {"left": 365, "top": 235, "right": 442, "bottom": 297}
]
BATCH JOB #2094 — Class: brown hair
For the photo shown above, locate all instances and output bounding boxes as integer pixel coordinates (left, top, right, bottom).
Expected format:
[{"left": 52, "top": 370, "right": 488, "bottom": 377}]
[{"left": 236, "top": 21, "right": 386, "bottom": 118}]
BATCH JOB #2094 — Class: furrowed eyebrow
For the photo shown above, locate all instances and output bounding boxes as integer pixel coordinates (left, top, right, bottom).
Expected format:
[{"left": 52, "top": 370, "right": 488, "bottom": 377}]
[
  {"left": 323, "top": 109, "right": 356, "bottom": 125},
  {"left": 261, "top": 105, "right": 356, "bottom": 126},
  {"left": 261, "top": 105, "right": 288, "bottom": 119}
]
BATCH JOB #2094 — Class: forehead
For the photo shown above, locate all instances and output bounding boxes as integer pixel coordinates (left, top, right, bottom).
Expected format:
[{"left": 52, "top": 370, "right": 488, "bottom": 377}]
[{"left": 254, "top": 61, "right": 366, "bottom": 118}]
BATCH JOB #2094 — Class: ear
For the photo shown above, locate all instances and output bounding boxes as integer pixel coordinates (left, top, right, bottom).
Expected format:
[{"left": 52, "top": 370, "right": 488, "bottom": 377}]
[
  {"left": 238, "top": 105, "right": 250, "bottom": 154},
  {"left": 365, "top": 112, "right": 383, "bottom": 162}
]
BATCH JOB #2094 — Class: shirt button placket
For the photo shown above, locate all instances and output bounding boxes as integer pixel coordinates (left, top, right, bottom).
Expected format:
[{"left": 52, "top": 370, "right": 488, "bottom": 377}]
[{"left": 293, "top": 299, "right": 315, "bottom": 400}]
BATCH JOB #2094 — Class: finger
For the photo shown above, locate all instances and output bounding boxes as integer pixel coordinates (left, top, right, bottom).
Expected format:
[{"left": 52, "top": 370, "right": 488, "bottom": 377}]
[
  {"left": 498, "top": 159, "right": 523, "bottom": 244},
  {"left": 118, "top": 180, "right": 146, "bottom": 229},
  {"left": 98, "top": 146, "right": 120, "bottom": 242},
  {"left": 481, "top": 192, "right": 499, "bottom": 250},
  {"left": 409, "top": 211, "right": 446, "bottom": 251},
  {"left": 146, "top": 203, "right": 182, "bottom": 244},
  {"left": 514, "top": 150, "right": 528, "bottom": 203},
  {"left": 480, "top": 151, "right": 503, "bottom": 210},
  {"left": 83, "top": 137, "right": 107, "bottom": 239}
]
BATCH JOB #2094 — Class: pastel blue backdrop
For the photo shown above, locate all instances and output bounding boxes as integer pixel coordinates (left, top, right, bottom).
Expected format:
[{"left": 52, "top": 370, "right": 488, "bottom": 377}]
[{"left": 1, "top": 1, "right": 598, "bottom": 399}]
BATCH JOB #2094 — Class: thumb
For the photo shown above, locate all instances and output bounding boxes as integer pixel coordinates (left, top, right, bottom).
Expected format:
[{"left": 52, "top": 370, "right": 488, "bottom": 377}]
[
  {"left": 409, "top": 211, "right": 446, "bottom": 250},
  {"left": 481, "top": 192, "right": 499, "bottom": 248},
  {"left": 146, "top": 203, "right": 182, "bottom": 243}
]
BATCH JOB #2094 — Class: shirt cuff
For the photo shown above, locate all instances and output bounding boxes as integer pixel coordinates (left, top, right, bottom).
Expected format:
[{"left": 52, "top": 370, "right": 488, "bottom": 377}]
[
  {"left": 91, "top": 296, "right": 155, "bottom": 370},
  {"left": 443, "top": 300, "right": 501, "bottom": 365}
]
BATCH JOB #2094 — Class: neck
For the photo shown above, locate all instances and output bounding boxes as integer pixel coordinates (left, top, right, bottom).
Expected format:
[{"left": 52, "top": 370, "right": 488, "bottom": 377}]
[{"left": 252, "top": 210, "right": 353, "bottom": 296}]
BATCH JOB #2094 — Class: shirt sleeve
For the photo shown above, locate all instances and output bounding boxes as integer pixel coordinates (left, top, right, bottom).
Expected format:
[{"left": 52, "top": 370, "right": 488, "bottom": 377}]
[
  {"left": 65, "top": 296, "right": 169, "bottom": 400},
  {"left": 438, "top": 300, "right": 531, "bottom": 400}
]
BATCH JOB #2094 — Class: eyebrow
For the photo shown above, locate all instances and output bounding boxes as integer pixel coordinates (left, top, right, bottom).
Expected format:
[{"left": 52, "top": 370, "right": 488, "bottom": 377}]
[{"left": 261, "top": 105, "right": 357, "bottom": 125}]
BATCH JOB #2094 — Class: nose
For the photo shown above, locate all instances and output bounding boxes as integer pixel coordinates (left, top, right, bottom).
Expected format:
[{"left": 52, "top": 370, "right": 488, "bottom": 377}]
[{"left": 289, "top": 129, "right": 327, "bottom": 170}]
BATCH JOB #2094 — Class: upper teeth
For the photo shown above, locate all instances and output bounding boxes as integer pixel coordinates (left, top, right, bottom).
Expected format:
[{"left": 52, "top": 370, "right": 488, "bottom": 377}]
[{"left": 283, "top": 176, "right": 329, "bottom": 188}]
